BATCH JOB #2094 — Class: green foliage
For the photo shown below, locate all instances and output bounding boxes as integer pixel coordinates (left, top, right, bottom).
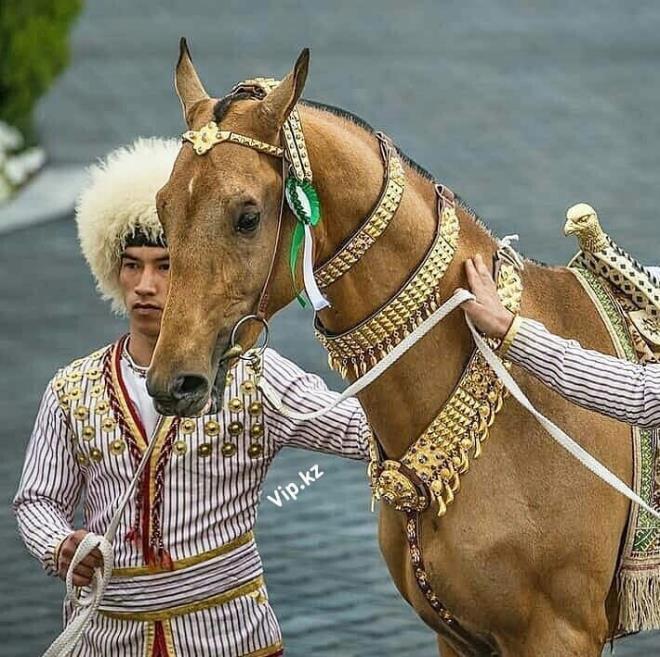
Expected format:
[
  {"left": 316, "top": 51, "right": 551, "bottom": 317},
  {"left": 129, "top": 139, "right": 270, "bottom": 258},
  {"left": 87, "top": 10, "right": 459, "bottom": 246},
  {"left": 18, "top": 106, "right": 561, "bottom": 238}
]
[{"left": 0, "top": 1, "right": 82, "bottom": 143}]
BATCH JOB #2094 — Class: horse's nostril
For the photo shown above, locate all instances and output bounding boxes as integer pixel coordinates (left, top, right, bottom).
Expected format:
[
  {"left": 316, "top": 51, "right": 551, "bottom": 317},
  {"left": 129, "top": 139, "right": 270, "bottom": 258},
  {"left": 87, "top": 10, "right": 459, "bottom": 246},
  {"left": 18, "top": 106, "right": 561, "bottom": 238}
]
[{"left": 171, "top": 374, "right": 208, "bottom": 400}]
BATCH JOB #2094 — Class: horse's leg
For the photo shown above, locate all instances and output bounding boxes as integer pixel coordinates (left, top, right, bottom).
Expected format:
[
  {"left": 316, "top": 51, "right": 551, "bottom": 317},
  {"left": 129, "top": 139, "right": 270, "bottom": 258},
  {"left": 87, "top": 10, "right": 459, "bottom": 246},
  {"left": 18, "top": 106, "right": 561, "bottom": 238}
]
[
  {"left": 436, "top": 636, "right": 463, "bottom": 657},
  {"left": 499, "top": 610, "right": 606, "bottom": 657}
]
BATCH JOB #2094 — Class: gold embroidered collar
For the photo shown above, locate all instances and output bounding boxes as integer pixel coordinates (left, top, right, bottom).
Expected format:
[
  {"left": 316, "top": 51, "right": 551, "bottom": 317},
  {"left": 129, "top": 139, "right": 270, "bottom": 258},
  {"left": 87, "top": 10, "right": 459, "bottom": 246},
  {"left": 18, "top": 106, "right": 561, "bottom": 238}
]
[
  {"left": 368, "top": 259, "right": 524, "bottom": 516},
  {"left": 315, "top": 186, "right": 460, "bottom": 379},
  {"left": 314, "top": 132, "right": 406, "bottom": 289}
]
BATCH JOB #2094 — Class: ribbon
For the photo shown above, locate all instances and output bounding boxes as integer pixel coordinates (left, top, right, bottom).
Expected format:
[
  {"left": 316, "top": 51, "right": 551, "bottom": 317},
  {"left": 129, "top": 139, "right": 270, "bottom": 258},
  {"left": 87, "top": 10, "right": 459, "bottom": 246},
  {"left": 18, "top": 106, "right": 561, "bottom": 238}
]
[{"left": 285, "top": 176, "right": 329, "bottom": 310}]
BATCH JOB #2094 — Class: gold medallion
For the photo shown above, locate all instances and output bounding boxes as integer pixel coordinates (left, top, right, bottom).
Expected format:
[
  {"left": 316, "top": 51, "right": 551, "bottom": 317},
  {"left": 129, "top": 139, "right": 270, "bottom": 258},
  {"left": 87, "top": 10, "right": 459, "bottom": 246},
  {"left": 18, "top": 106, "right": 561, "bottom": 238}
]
[
  {"left": 204, "top": 420, "right": 220, "bottom": 436},
  {"left": 198, "top": 443, "right": 213, "bottom": 458},
  {"left": 250, "top": 423, "right": 264, "bottom": 438},
  {"left": 102, "top": 417, "right": 117, "bottom": 432},
  {"left": 248, "top": 401, "right": 262, "bottom": 416},
  {"left": 228, "top": 397, "right": 243, "bottom": 413},
  {"left": 173, "top": 440, "right": 188, "bottom": 456},
  {"left": 110, "top": 439, "right": 126, "bottom": 455},
  {"left": 247, "top": 443, "right": 263, "bottom": 458},
  {"left": 95, "top": 400, "right": 110, "bottom": 415},
  {"left": 181, "top": 419, "right": 196, "bottom": 434},
  {"left": 228, "top": 421, "right": 243, "bottom": 436},
  {"left": 221, "top": 442, "right": 237, "bottom": 457},
  {"left": 74, "top": 406, "right": 89, "bottom": 421}
]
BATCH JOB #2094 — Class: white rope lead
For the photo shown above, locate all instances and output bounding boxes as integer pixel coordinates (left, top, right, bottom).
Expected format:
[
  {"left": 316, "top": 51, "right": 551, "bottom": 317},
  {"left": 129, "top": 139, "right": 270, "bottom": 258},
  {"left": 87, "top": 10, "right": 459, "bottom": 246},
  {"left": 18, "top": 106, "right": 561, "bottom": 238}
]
[
  {"left": 42, "top": 418, "right": 166, "bottom": 657},
  {"left": 465, "top": 315, "right": 660, "bottom": 520},
  {"left": 258, "top": 288, "right": 474, "bottom": 420}
]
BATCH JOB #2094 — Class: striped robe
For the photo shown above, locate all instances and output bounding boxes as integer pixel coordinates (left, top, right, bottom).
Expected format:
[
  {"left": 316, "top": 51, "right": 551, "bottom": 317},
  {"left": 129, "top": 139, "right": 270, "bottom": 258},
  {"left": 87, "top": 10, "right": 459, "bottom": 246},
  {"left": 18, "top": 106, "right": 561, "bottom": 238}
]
[
  {"left": 508, "top": 318, "right": 660, "bottom": 428},
  {"left": 13, "top": 337, "right": 369, "bottom": 657}
]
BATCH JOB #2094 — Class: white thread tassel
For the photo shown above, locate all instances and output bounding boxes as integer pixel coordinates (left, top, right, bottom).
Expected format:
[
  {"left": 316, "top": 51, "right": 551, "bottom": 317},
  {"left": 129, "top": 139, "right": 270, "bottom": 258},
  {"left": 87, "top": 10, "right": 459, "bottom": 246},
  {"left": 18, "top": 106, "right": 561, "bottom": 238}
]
[{"left": 302, "top": 223, "right": 330, "bottom": 311}]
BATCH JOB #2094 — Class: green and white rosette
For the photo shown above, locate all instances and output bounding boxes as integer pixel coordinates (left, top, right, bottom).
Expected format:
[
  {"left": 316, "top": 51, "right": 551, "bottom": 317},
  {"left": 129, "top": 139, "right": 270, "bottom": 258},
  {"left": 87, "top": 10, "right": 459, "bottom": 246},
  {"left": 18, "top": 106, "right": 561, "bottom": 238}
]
[{"left": 285, "top": 176, "right": 330, "bottom": 310}]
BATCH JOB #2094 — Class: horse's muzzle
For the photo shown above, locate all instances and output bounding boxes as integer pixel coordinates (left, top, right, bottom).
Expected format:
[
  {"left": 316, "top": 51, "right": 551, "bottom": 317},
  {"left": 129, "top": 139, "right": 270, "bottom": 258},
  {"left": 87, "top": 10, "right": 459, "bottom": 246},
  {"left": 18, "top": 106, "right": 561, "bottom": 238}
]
[{"left": 148, "top": 373, "right": 211, "bottom": 417}]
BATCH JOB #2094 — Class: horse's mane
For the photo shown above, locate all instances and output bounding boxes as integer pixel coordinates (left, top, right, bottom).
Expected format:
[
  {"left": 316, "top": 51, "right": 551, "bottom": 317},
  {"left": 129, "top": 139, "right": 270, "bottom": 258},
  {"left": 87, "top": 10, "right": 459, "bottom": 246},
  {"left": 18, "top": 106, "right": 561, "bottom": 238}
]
[
  {"left": 214, "top": 94, "right": 547, "bottom": 267},
  {"left": 300, "top": 100, "right": 499, "bottom": 240}
]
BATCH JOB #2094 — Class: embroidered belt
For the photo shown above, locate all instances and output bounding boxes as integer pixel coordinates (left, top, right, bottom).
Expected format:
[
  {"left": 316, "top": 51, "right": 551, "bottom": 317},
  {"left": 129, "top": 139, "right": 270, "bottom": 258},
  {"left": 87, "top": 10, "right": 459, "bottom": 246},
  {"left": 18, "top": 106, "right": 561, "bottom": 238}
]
[{"left": 100, "top": 532, "right": 266, "bottom": 620}]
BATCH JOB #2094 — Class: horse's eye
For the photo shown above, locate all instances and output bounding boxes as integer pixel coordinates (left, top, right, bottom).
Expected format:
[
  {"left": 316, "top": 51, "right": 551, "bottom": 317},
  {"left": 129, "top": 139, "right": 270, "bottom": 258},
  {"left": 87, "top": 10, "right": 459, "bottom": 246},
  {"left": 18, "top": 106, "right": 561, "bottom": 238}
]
[{"left": 236, "top": 211, "right": 261, "bottom": 234}]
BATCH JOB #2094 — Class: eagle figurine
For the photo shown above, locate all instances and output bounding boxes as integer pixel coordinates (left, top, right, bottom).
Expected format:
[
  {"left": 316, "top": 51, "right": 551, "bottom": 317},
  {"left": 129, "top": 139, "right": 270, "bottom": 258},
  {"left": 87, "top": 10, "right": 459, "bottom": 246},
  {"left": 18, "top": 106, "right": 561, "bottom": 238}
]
[{"left": 564, "top": 202, "right": 660, "bottom": 345}]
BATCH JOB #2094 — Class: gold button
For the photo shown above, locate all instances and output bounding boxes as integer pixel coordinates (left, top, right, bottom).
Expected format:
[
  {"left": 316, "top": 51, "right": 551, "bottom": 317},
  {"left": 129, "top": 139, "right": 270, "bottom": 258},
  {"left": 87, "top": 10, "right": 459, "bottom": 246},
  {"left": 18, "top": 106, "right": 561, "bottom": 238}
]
[
  {"left": 53, "top": 379, "right": 66, "bottom": 392},
  {"left": 248, "top": 401, "right": 262, "bottom": 416},
  {"left": 228, "top": 421, "right": 243, "bottom": 436},
  {"left": 198, "top": 443, "right": 213, "bottom": 457},
  {"left": 74, "top": 406, "right": 89, "bottom": 421},
  {"left": 110, "top": 439, "right": 126, "bottom": 455},
  {"left": 102, "top": 417, "right": 117, "bottom": 432},
  {"left": 181, "top": 419, "right": 196, "bottom": 434},
  {"left": 250, "top": 423, "right": 264, "bottom": 438},
  {"left": 241, "top": 380, "right": 256, "bottom": 394},
  {"left": 90, "top": 384, "right": 104, "bottom": 398},
  {"left": 221, "top": 442, "right": 237, "bottom": 457},
  {"left": 174, "top": 440, "right": 188, "bottom": 455},
  {"left": 204, "top": 420, "right": 220, "bottom": 436},
  {"left": 228, "top": 397, "right": 243, "bottom": 413},
  {"left": 95, "top": 400, "right": 110, "bottom": 415},
  {"left": 226, "top": 372, "right": 234, "bottom": 385},
  {"left": 82, "top": 426, "right": 95, "bottom": 441},
  {"left": 90, "top": 447, "right": 103, "bottom": 462},
  {"left": 68, "top": 387, "right": 82, "bottom": 401},
  {"left": 86, "top": 369, "right": 102, "bottom": 381},
  {"left": 77, "top": 453, "right": 89, "bottom": 466},
  {"left": 247, "top": 443, "right": 263, "bottom": 458},
  {"left": 66, "top": 372, "right": 82, "bottom": 383}
]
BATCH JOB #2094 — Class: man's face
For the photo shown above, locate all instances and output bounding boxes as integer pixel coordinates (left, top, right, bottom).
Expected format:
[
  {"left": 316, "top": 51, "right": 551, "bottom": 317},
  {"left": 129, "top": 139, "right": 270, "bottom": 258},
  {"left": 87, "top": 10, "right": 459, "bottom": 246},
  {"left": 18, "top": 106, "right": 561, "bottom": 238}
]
[{"left": 119, "top": 246, "right": 170, "bottom": 338}]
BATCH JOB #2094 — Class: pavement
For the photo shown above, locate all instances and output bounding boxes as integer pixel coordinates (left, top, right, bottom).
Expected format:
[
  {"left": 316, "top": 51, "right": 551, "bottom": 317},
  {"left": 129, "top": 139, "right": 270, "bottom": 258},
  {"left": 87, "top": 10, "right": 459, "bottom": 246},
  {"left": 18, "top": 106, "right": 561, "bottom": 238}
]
[{"left": 2, "top": 1, "right": 660, "bottom": 655}]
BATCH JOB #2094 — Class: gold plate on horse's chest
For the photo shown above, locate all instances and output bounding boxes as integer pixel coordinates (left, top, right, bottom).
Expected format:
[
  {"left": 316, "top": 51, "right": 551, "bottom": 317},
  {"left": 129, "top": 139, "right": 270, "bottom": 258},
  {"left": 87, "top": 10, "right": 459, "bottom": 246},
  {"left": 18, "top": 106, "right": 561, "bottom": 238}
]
[{"left": 369, "top": 261, "right": 523, "bottom": 518}]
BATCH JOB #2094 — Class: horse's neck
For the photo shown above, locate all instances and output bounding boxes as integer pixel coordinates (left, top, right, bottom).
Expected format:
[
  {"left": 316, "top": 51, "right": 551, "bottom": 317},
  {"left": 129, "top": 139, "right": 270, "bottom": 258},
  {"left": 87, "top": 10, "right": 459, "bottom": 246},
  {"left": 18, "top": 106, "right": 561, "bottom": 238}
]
[{"left": 302, "top": 107, "right": 501, "bottom": 457}]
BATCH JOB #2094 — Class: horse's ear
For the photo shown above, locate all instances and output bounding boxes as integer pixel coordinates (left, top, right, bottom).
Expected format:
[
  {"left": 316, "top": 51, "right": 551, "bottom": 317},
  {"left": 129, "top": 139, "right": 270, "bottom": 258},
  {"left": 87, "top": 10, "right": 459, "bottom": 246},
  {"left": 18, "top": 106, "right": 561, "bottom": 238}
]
[
  {"left": 260, "top": 48, "right": 309, "bottom": 128},
  {"left": 175, "top": 37, "right": 210, "bottom": 126}
]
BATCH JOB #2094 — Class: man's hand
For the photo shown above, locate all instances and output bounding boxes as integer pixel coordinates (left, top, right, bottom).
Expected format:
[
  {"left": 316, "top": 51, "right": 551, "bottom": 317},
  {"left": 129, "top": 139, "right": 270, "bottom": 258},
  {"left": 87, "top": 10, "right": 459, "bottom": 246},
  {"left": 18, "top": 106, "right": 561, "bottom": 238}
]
[
  {"left": 462, "top": 254, "right": 515, "bottom": 339},
  {"left": 56, "top": 529, "right": 104, "bottom": 587}
]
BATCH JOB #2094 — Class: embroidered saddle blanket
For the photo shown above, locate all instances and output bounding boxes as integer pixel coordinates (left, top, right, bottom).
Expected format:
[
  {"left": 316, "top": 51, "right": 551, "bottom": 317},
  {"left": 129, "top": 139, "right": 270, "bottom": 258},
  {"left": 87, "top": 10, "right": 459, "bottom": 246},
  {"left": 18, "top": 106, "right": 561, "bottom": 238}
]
[{"left": 570, "top": 264, "right": 660, "bottom": 633}]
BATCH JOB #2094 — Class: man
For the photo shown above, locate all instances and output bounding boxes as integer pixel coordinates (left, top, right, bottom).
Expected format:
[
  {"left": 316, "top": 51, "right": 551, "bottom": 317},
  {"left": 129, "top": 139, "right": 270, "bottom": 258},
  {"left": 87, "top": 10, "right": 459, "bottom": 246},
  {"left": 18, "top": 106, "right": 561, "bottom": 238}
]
[
  {"left": 463, "top": 253, "right": 660, "bottom": 428},
  {"left": 13, "top": 137, "right": 370, "bottom": 657}
]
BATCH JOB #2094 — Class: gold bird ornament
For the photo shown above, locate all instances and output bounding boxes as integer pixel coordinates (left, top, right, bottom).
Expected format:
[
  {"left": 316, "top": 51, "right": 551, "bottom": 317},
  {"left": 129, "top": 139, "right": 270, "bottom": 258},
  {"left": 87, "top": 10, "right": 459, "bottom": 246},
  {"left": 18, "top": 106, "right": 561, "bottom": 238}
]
[{"left": 565, "top": 202, "right": 660, "bottom": 345}]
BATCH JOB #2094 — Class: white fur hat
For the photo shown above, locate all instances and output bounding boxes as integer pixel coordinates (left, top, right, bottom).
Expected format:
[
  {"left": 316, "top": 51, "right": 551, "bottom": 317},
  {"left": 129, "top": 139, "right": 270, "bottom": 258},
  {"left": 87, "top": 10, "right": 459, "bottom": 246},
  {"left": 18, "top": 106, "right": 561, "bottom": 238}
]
[{"left": 76, "top": 137, "right": 180, "bottom": 314}]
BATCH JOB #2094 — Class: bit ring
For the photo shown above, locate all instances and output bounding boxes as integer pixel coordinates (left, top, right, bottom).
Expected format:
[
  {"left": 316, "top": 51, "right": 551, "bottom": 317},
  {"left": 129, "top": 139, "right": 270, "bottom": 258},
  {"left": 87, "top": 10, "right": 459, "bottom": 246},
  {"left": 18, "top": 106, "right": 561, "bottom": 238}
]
[{"left": 229, "top": 314, "right": 270, "bottom": 360}]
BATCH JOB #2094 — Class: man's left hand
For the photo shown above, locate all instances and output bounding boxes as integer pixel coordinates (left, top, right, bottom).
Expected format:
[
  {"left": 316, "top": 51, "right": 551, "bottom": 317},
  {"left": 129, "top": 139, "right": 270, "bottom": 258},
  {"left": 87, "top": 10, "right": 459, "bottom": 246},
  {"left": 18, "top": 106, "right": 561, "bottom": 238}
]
[{"left": 462, "top": 254, "right": 515, "bottom": 339}]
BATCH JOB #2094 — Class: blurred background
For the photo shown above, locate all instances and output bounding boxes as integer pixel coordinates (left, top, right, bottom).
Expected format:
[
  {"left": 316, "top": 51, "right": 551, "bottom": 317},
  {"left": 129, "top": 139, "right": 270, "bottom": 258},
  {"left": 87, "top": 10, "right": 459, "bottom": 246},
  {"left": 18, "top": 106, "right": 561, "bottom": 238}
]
[{"left": 1, "top": 1, "right": 659, "bottom": 655}]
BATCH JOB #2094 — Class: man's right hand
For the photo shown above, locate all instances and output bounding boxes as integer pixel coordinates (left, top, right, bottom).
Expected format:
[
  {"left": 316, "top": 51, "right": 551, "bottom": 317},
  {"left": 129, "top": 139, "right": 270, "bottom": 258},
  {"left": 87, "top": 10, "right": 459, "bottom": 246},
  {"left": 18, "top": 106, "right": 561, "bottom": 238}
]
[{"left": 56, "top": 529, "right": 104, "bottom": 587}]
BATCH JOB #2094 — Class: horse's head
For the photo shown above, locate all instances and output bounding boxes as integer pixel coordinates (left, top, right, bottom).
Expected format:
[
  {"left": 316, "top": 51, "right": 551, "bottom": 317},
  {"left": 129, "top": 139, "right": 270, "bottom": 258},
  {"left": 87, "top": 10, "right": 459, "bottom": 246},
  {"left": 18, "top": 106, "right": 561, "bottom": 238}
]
[{"left": 148, "top": 40, "right": 309, "bottom": 416}]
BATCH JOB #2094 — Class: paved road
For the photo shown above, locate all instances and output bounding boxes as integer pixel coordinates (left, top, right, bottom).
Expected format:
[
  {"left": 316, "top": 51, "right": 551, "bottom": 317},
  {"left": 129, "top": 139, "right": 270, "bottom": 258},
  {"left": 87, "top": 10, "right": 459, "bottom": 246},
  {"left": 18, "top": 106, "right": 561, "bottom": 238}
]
[{"left": 3, "top": 0, "right": 660, "bottom": 655}]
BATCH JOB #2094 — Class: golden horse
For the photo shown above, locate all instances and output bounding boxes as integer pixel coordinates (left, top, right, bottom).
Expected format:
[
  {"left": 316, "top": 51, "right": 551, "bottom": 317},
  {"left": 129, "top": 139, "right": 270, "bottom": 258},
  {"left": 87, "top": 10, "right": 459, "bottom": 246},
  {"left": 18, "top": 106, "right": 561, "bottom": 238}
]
[{"left": 148, "top": 44, "right": 633, "bottom": 656}]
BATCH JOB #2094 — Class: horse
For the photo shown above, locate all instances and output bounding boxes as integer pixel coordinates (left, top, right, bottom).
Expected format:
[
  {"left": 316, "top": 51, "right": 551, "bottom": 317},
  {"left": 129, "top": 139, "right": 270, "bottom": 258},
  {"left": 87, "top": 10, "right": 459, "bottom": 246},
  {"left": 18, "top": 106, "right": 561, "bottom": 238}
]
[{"left": 147, "top": 43, "right": 633, "bottom": 656}]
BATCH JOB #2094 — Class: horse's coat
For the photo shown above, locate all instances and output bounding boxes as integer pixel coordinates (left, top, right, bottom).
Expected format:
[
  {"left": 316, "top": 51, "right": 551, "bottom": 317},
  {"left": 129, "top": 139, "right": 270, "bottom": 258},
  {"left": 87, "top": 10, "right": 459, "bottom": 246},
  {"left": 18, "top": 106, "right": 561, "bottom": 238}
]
[{"left": 148, "top": 45, "right": 633, "bottom": 656}]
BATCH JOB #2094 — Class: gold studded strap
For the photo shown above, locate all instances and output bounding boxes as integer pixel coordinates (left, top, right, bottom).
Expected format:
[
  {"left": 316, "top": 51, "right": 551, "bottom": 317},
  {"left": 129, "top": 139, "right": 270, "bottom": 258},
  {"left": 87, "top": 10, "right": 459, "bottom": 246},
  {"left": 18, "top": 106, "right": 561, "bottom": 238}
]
[
  {"left": 233, "top": 77, "right": 313, "bottom": 182},
  {"left": 182, "top": 123, "right": 284, "bottom": 158},
  {"left": 316, "top": 184, "right": 460, "bottom": 378},
  {"left": 314, "top": 132, "right": 406, "bottom": 289}
]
